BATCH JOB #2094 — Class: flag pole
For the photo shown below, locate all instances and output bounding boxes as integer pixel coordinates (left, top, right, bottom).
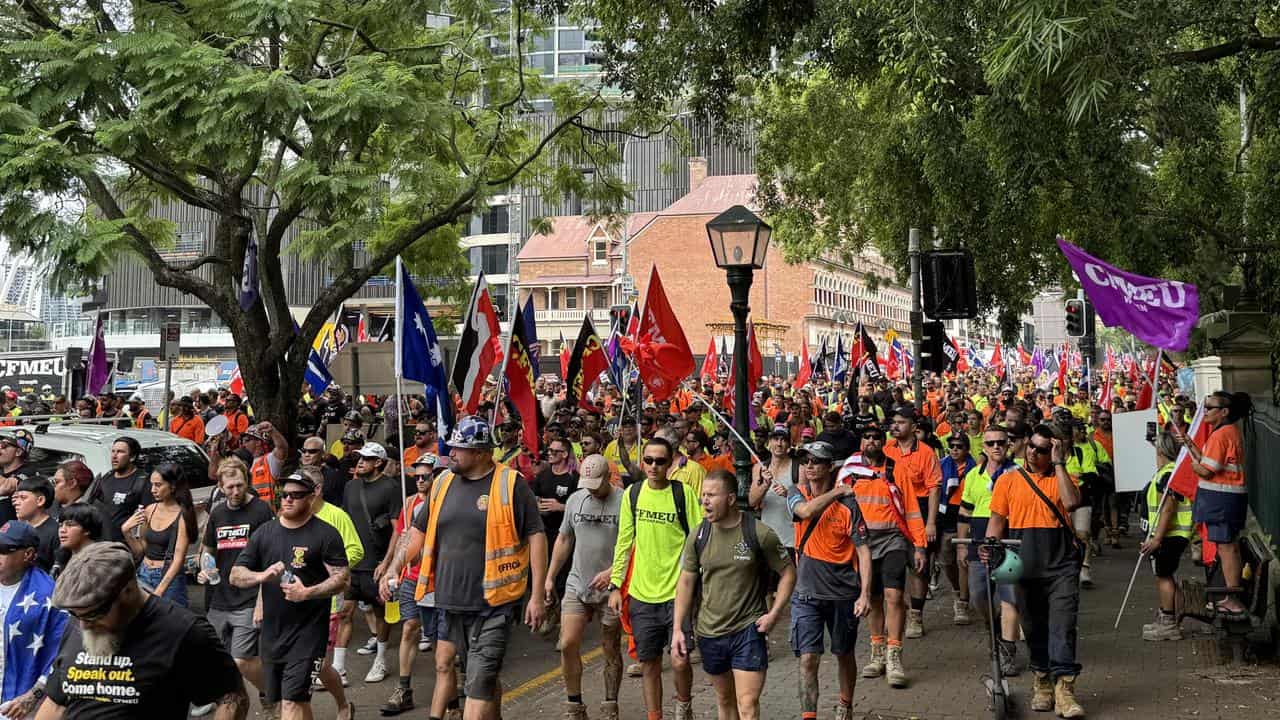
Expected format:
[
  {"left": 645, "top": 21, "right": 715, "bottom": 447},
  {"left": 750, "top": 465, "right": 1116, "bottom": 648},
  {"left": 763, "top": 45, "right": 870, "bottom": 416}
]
[
  {"left": 1115, "top": 482, "right": 1174, "bottom": 630},
  {"left": 492, "top": 331, "right": 513, "bottom": 429},
  {"left": 394, "top": 257, "right": 410, "bottom": 503},
  {"left": 694, "top": 395, "right": 763, "bottom": 464}
]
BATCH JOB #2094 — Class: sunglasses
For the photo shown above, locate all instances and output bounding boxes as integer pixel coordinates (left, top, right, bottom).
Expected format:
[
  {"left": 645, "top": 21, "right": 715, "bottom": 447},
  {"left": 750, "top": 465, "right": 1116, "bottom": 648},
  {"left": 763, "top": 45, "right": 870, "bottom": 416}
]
[
  {"left": 948, "top": 444, "right": 967, "bottom": 450},
  {"left": 280, "top": 490, "right": 313, "bottom": 501},
  {"left": 641, "top": 456, "right": 670, "bottom": 466},
  {"left": 1204, "top": 403, "right": 1227, "bottom": 410},
  {"left": 861, "top": 435, "right": 883, "bottom": 442},
  {"left": 1028, "top": 444, "right": 1052, "bottom": 455},
  {"left": 415, "top": 430, "right": 433, "bottom": 436},
  {"left": 800, "top": 458, "right": 831, "bottom": 466},
  {"left": 300, "top": 448, "right": 321, "bottom": 455},
  {"left": 983, "top": 440, "right": 1009, "bottom": 447}
]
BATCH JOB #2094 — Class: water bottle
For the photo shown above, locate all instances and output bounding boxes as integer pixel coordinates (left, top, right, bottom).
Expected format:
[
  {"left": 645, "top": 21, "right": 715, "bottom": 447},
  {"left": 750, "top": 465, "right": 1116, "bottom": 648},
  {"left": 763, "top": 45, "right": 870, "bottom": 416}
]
[
  {"left": 201, "top": 552, "right": 221, "bottom": 585},
  {"left": 281, "top": 569, "right": 295, "bottom": 585},
  {"left": 131, "top": 505, "right": 145, "bottom": 539},
  {"left": 384, "top": 576, "right": 401, "bottom": 624}
]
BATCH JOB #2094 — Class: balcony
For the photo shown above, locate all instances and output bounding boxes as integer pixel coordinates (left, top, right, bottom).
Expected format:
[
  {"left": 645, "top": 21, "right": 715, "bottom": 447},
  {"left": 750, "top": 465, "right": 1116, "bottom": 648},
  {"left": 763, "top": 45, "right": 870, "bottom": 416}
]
[{"left": 534, "top": 308, "right": 611, "bottom": 324}]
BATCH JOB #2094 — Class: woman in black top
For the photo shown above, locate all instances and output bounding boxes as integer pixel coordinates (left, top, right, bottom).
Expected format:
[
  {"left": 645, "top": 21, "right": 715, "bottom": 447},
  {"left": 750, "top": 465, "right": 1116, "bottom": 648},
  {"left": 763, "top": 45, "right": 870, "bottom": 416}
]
[{"left": 123, "top": 463, "right": 198, "bottom": 607}]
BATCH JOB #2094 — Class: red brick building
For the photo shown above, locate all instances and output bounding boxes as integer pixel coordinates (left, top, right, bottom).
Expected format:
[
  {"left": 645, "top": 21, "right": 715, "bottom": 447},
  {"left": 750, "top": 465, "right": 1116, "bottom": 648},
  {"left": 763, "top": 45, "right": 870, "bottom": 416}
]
[{"left": 517, "top": 160, "right": 911, "bottom": 369}]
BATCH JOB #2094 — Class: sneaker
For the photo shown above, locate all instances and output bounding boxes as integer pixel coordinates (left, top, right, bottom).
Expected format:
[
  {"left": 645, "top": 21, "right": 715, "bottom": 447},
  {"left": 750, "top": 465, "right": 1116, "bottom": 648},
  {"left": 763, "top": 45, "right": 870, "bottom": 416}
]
[
  {"left": 381, "top": 687, "right": 415, "bottom": 716},
  {"left": 834, "top": 703, "right": 854, "bottom": 720},
  {"left": 885, "top": 645, "right": 907, "bottom": 688},
  {"left": 674, "top": 699, "right": 693, "bottom": 720},
  {"left": 445, "top": 709, "right": 463, "bottom": 720},
  {"left": 861, "top": 642, "right": 886, "bottom": 678},
  {"left": 190, "top": 702, "right": 216, "bottom": 717},
  {"left": 357, "top": 637, "right": 379, "bottom": 655},
  {"left": 314, "top": 668, "right": 349, "bottom": 690},
  {"left": 418, "top": 638, "right": 434, "bottom": 652},
  {"left": 1054, "top": 675, "right": 1086, "bottom": 718},
  {"left": 998, "top": 640, "right": 1020, "bottom": 677},
  {"left": 599, "top": 701, "right": 619, "bottom": 720},
  {"left": 365, "top": 658, "right": 388, "bottom": 683},
  {"left": 626, "top": 662, "right": 643, "bottom": 677},
  {"left": 954, "top": 599, "right": 973, "bottom": 626},
  {"left": 1031, "top": 672, "right": 1054, "bottom": 712},
  {"left": 562, "top": 701, "right": 588, "bottom": 720},
  {"left": 1142, "top": 613, "right": 1183, "bottom": 642},
  {"left": 262, "top": 702, "right": 280, "bottom": 720},
  {"left": 1079, "top": 564, "right": 1094, "bottom": 589},
  {"left": 905, "top": 609, "right": 924, "bottom": 638}
]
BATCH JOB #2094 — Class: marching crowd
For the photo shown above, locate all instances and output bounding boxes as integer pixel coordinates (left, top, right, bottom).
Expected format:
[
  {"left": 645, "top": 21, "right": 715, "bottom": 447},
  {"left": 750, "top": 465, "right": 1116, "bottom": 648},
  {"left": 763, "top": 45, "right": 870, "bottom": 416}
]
[{"left": 0, "top": 362, "right": 1255, "bottom": 720}]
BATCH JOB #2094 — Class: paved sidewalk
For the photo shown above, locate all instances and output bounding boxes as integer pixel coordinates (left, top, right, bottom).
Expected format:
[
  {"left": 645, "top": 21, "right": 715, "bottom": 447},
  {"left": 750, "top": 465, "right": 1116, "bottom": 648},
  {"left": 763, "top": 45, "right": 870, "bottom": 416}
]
[{"left": 501, "top": 546, "right": 1278, "bottom": 719}]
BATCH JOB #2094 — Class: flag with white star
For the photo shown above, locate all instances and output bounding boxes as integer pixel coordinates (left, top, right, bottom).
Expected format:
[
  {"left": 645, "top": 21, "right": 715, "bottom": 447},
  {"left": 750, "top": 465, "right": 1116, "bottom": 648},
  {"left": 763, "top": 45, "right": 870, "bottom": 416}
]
[{"left": 2, "top": 567, "right": 66, "bottom": 703}]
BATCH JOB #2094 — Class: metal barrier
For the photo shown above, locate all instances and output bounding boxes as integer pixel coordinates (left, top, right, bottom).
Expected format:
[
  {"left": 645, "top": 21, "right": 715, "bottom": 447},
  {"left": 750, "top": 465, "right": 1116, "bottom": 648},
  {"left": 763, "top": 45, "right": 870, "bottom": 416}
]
[{"left": 1244, "top": 401, "right": 1280, "bottom": 553}]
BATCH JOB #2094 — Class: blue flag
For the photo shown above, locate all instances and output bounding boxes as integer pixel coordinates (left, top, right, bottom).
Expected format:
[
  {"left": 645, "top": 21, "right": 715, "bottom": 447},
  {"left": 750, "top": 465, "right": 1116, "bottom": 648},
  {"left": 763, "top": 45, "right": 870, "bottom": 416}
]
[
  {"left": 304, "top": 348, "right": 333, "bottom": 396},
  {"left": 395, "top": 258, "right": 455, "bottom": 439},
  {"left": 832, "top": 335, "right": 848, "bottom": 383},
  {"left": 522, "top": 297, "right": 540, "bottom": 371},
  {"left": 812, "top": 336, "right": 828, "bottom": 375},
  {"left": 2, "top": 567, "right": 67, "bottom": 703},
  {"left": 239, "top": 232, "right": 259, "bottom": 311}
]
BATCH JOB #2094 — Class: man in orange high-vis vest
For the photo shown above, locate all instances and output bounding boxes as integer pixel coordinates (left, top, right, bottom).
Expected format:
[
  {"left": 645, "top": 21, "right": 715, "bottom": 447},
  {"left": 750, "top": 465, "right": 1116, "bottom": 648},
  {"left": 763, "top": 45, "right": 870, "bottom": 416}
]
[
  {"left": 389, "top": 415, "right": 547, "bottom": 720},
  {"left": 242, "top": 422, "right": 289, "bottom": 510}
]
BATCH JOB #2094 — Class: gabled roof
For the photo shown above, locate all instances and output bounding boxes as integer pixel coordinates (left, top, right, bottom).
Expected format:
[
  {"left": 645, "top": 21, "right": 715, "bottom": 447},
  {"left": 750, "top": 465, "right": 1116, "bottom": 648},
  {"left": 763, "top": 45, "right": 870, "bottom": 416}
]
[
  {"left": 661, "top": 175, "right": 759, "bottom": 216},
  {"left": 517, "top": 213, "right": 658, "bottom": 261}
]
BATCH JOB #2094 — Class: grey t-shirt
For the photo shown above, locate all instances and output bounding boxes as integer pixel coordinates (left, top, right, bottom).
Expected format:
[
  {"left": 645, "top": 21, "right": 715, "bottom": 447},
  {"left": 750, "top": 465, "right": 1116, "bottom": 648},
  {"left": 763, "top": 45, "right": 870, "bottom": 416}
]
[
  {"left": 758, "top": 458, "right": 797, "bottom": 548},
  {"left": 412, "top": 470, "right": 543, "bottom": 611},
  {"left": 558, "top": 487, "right": 622, "bottom": 604}
]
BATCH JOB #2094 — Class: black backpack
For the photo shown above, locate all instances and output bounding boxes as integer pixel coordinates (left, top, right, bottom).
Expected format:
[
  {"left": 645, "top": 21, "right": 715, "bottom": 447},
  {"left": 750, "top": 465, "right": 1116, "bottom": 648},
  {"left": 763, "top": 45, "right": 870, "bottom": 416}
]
[{"left": 628, "top": 480, "right": 690, "bottom": 536}]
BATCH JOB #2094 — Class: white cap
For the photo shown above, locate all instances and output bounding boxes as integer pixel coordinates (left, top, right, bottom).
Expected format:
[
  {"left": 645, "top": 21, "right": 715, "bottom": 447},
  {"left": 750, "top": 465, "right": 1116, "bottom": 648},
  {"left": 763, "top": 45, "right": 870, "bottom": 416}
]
[
  {"left": 578, "top": 454, "right": 610, "bottom": 491},
  {"left": 355, "top": 442, "right": 388, "bottom": 460}
]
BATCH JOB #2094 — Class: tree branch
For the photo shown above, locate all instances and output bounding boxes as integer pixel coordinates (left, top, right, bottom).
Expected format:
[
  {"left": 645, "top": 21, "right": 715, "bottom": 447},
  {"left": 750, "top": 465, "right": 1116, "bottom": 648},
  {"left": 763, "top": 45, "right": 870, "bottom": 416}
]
[
  {"left": 1164, "top": 36, "right": 1280, "bottom": 66},
  {"left": 15, "top": 0, "right": 72, "bottom": 38},
  {"left": 487, "top": 105, "right": 601, "bottom": 187},
  {"left": 169, "top": 254, "right": 227, "bottom": 272}
]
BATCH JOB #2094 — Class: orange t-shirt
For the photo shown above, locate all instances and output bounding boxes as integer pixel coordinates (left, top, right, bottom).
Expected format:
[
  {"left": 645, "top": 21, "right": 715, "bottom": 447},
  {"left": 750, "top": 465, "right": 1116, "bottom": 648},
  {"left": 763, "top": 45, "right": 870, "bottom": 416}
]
[
  {"left": 170, "top": 415, "right": 206, "bottom": 444},
  {"left": 1201, "top": 424, "right": 1245, "bottom": 488},
  {"left": 884, "top": 439, "right": 942, "bottom": 498},
  {"left": 989, "top": 468, "right": 1069, "bottom": 529}
]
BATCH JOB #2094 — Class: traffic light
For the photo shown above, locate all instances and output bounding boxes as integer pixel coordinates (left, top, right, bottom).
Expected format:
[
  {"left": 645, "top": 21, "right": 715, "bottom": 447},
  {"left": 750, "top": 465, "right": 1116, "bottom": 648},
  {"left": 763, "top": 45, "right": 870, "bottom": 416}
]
[
  {"left": 609, "top": 304, "right": 632, "bottom": 334},
  {"left": 1079, "top": 336, "right": 1097, "bottom": 365},
  {"left": 1065, "top": 299, "right": 1086, "bottom": 337}
]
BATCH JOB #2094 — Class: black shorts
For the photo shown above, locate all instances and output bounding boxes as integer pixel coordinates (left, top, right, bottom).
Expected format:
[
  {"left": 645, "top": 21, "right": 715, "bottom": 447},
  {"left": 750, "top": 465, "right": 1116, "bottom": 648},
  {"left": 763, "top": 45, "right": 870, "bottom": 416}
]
[
  {"left": 438, "top": 605, "right": 516, "bottom": 702},
  {"left": 347, "top": 570, "right": 382, "bottom": 605},
  {"left": 870, "top": 550, "right": 908, "bottom": 596},
  {"left": 1149, "top": 536, "right": 1190, "bottom": 578},
  {"left": 628, "top": 598, "right": 691, "bottom": 663},
  {"left": 264, "top": 656, "right": 322, "bottom": 704}
]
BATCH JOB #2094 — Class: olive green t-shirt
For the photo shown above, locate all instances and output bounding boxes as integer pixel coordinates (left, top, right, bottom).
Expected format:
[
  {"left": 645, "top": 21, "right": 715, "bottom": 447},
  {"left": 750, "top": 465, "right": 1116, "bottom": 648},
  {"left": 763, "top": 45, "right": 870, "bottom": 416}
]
[{"left": 681, "top": 517, "right": 792, "bottom": 638}]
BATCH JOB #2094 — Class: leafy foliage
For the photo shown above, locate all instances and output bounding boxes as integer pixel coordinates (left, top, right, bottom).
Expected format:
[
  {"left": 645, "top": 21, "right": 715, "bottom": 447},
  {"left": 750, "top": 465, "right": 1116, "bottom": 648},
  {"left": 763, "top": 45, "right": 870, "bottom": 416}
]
[{"left": 589, "top": 0, "right": 1280, "bottom": 347}]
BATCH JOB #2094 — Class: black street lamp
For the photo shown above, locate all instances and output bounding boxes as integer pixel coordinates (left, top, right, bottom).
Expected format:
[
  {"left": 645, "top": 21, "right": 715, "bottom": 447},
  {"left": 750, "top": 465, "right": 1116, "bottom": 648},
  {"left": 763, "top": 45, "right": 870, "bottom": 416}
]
[{"left": 706, "top": 204, "right": 772, "bottom": 506}]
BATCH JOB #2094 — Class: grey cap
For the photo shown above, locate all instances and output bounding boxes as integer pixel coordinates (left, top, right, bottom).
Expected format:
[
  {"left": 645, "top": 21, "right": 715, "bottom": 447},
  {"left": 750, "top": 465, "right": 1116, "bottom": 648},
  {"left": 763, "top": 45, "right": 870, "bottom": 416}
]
[
  {"left": 797, "top": 441, "right": 838, "bottom": 462},
  {"left": 53, "top": 542, "right": 137, "bottom": 612}
]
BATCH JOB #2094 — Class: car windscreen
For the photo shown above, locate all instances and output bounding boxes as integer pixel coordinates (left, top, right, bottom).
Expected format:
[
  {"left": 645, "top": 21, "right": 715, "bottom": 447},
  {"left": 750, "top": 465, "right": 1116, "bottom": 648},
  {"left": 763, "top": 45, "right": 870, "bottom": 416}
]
[
  {"left": 24, "top": 447, "right": 81, "bottom": 479},
  {"left": 135, "top": 445, "right": 213, "bottom": 492}
]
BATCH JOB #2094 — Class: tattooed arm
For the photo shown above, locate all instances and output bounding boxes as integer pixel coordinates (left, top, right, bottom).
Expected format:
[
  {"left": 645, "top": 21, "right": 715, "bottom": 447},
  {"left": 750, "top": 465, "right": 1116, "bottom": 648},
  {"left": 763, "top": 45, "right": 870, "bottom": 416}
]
[{"left": 212, "top": 678, "right": 250, "bottom": 720}]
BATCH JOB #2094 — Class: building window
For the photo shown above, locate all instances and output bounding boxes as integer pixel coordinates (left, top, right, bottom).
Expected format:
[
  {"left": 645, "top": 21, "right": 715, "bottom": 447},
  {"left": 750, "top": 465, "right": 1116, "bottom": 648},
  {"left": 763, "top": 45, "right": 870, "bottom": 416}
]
[
  {"left": 593, "top": 237, "right": 607, "bottom": 263},
  {"left": 481, "top": 205, "right": 509, "bottom": 235},
  {"left": 558, "top": 29, "right": 585, "bottom": 50},
  {"left": 161, "top": 230, "right": 204, "bottom": 260},
  {"left": 592, "top": 287, "right": 609, "bottom": 308},
  {"left": 549, "top": 290, "right": 559, "bottom": 310},
  {"left": 470, "top": 245, "right": 509, "bottom": 276},
  {"left": 564, "top": 288, "right": 579, "bottom": 310}
]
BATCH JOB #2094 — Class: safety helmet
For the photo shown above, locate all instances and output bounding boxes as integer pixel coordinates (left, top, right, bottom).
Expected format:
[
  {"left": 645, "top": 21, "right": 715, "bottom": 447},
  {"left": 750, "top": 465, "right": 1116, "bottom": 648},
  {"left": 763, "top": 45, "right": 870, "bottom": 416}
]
[
  {"left": 448, "top": 415, "right": 494, "bottom": 449},
  {"left": 991, "top": 548, "right": 1024, "bottom": 584}
]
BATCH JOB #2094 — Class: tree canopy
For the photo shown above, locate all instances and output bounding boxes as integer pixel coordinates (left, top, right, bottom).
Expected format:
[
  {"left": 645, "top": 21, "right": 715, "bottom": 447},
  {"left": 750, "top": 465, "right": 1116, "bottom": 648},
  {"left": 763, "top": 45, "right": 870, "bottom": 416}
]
[
  {"left": 590, "top": 0, "right": 1280, "bottom": 346},
  {"left": 0, "top": 0, "right": 646, "bottom": 428}
]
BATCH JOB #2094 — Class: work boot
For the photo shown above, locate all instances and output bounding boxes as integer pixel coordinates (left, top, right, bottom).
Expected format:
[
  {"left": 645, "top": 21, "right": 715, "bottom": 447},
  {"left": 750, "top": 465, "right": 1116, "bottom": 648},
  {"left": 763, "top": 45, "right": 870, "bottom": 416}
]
[
  {"left": 562, "top": 701, "right": 589, "bottom": 720},
  {"left": 905, "top": 609, "right": 924, "bottom": 638},
  {"left": 885, "top": 645, "right": 908, "bottom": 688},
  {"left": 998, "top": 639, "right": 1020, "bottom": 677},
  {"left": 626, "top": 662, "right": 643, "bottom": 677},
  {"left": 1031, "top": 672, "right": 1054, "bottom": 712},
  {"left": 445, "top": 708, "right": 463, "bottom": 720},
  {"left": 834, "top": 703, "right": 854, "bottom": 720},
  {"left": 1079, "top": 564, "right": 1094, "bottom": 589},
  {"left": 381, "top": 687, "right": 414, "bottom": 716},
  {"left": 1054, "top": 676, "right": 1086, "bottom": 718},
  {"left": 1142, "top": 611, "right": 1183, "bottom": 642},
  {"left": 954, "top": 599, "right": 973, "bottom": 626},
  {"left": 598, "top": 701, "right": 619, "bottom": 720},
  {"left": 674, "top": 699, "right": 693, "bottom": 720},
  {"left": 861, "top": 641, "right": 886, "bottom": 678}
]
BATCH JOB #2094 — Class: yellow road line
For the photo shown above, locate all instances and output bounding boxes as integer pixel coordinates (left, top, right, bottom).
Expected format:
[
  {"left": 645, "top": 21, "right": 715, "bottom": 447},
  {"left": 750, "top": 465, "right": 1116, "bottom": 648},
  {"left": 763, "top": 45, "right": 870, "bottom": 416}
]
[{"left": 504, "top": 646, "right": 605, "bottom": 702}]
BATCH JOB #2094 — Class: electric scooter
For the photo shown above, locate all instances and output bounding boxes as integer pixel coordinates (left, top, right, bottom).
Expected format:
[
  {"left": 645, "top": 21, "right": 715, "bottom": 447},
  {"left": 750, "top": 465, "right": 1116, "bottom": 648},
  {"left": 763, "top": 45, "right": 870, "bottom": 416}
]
[{"left": 954, "top": 536, "right": 1023, "bottom": 720}]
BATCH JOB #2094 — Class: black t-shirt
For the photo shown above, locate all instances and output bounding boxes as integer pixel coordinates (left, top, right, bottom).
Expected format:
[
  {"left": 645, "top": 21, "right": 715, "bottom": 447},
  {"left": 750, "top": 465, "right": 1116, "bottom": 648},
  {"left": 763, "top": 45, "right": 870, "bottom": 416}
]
[
  {"left": 321, "top": 465, "right": 347, "bottom": 508},
  {"left": 531, "top": 467, "right": 579, "bottom": 542},
  {"left": 30, "top": 515, "right": 59, "bottom": 572},
  {"left": 203, "top": 496, "right": 276, "bottom": 611},
  {"left": 235, "top": 515, "right": 347, "bottom": 662},
  {"left": 412, "top": 470, "right": 543, "bottom": 611},
  {"left": 815, "top": 427, "right": 858, "bottom": 463},
  {"left": 0, "top": 460, "right": 34, "bottom": 526},
  {"left": 46, "top": 596, "right": 241, "bottom": 718},
  {"left": 343, "top": 474, "right": 403, "bottom": 572},
  {"left": 91, "top": 468, "right": 154, "bottom": 540}
]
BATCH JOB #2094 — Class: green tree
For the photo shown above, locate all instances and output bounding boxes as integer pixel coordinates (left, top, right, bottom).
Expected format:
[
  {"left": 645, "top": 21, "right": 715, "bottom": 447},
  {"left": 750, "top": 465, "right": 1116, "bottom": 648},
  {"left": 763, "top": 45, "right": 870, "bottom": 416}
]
[
  {"left": 590, "top": 0, "right": 1279, "bottom": 346},
  {"left": 0, "top": 0, "right": 643, "bottom": 434}
]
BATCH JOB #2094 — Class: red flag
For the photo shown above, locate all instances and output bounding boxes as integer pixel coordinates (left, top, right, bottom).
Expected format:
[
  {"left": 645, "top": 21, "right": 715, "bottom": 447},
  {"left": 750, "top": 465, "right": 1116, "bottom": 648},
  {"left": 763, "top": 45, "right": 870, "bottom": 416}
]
[
  {"left": 451, "top": 275, "right": 502, "bottom": 414},
  {"left": 229, "top": 366, "right": 244, "bottom": 396},
  {"left": 955, "top": 340, "right": 969, "bottom": 373},
  {"left": 565, "top": 318, "right": 610, "bottom": 411},
  {"left": 356, "top": 312, "right": 369, "bottom": 343},
  {"left": 1098, "top": 371, "right": 1113, "bottom": 409},
  {"left": 559, "top": 331, "right": 571, "bottom": 379},
  {"left": 1166, "top": 404, "right": 1215, "bottom": 564},
  {"left": 793, "top": 341, "right": 812, "bottom": 390},
  {"left": 1017, "top": 343, "right": 1032, "bottom": 367},
  {"left": 701, "top": 338, "right": 718, "bottom": 381},
  {"left": 727, "top": 321, "right": 764, "bottom": 406},
  {"left": 624, "top": 266, "right": 695, "bottom": 402},
  {"left": 990, "top": 341, "right": 1005, "bottom": 377},
  {"left": 1135, "top": 350, "right": 1160, "bottom": 411},
  {"left": 885, "top": 346, "right": 899, "bottom": 380},
  {"left": 1104, "top": 346, "right": 1116, "bottom": 373},
  {"left": 503, "top": 312, "right": 540, "bottom": 456}
]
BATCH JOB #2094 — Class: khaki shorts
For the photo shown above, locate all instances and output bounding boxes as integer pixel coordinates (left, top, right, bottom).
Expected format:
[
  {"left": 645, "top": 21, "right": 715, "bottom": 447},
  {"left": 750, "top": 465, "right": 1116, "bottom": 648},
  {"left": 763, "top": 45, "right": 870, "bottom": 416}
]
[{"left": 562, "top": 591, "right": 620, "bottom": 627}]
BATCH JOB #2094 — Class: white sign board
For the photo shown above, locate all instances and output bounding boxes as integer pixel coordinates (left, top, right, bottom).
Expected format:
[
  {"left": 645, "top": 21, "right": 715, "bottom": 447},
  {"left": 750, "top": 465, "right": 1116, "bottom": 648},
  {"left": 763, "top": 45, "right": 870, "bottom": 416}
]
[
  {"left": 160, "top": 322, "right": 181, "bottom": 362},
  {"left": 1112, "top": 408, "right": 1157, "bottom": 493}
]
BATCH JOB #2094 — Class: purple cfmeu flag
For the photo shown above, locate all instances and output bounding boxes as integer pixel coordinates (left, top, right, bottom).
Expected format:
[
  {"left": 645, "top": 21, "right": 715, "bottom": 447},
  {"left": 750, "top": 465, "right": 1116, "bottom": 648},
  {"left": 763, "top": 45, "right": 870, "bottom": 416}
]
[
  {"left": 85, "top": 314, "right": 109, "bottom": 395},
  {"left": 1056, "top": 236, "right": 1199, "bottom": 350}
]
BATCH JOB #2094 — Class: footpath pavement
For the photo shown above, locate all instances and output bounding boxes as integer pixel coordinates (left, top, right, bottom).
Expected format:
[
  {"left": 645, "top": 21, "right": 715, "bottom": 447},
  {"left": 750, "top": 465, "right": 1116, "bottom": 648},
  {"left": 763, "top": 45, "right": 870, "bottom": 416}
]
[{"left": 494, "top": 546, "right": 1278, "bottom": 720}]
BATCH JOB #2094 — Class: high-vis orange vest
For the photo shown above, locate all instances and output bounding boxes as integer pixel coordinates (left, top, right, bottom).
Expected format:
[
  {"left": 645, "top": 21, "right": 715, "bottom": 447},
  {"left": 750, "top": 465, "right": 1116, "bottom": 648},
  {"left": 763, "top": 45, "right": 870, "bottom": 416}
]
[
  {"left": 251, "top": 455, "right": 277, "bottom": 509},
  {"left": 415, "top": 464, "right": 528, "bottom": 607}
]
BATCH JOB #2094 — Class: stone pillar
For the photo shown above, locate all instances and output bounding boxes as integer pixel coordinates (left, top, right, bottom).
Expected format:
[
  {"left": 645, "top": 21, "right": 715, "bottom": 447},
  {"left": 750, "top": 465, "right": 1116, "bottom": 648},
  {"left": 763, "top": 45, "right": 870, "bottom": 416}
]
[
  {"left": 1190, "top": 355, "right": 1223, "bottom": 403},
  {"left": 1206, "top": 309, "right": 1273, "bottom": 399}
]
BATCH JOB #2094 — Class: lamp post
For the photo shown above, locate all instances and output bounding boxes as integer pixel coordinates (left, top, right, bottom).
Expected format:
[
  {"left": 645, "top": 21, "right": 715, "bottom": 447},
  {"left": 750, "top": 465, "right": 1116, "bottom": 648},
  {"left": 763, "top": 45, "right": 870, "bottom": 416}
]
[{"left": 707, "top": 204, "right": 772, "bottom": 507}]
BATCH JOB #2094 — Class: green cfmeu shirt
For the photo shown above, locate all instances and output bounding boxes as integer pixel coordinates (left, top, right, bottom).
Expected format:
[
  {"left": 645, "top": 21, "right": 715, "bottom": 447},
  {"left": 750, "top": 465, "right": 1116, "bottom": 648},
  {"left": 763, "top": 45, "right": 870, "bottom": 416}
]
[
  {"left": 610, "top": 479, "right": 702, "bottom": 604},
  {"left": 315, "top": 501, "right": 366, "bottom": 612},
  {"left": 1065, "top": 442, "right": 1099, "bottom": 487}
]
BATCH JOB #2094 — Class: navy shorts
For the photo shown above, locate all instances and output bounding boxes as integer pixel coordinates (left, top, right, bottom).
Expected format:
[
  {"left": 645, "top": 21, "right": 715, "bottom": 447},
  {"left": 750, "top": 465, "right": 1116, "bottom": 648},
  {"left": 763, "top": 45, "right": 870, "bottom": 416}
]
[
  {"left": 628, "top": 599, "right": 690, "bottom": 663},
  {"left": 698, "top": 623, "right": 768, "bottom": 675},
  {"left": 790, "top": 595, "right": 859, "bottom": 657}
]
